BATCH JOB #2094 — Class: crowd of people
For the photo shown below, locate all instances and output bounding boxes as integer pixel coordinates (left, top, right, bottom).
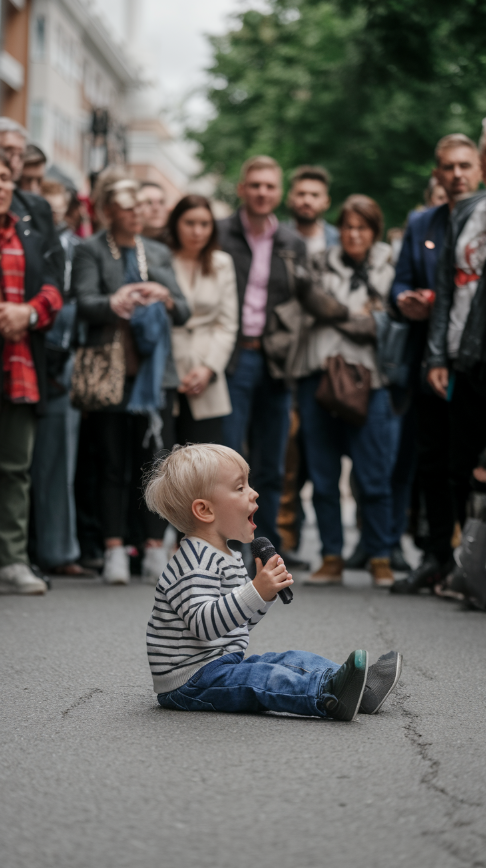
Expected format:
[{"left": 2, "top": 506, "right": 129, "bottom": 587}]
[{"left": 1, "top": 114, "right": 486, "bottom": 604}]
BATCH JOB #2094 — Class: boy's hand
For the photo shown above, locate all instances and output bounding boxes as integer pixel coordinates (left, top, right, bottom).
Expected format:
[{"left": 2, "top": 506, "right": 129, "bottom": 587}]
[{"left": 252, "top": 554, "right": 293, "bottom": 602}]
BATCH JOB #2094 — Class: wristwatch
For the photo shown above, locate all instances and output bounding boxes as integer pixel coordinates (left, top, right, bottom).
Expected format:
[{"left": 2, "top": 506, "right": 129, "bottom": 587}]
[{"left": 28, "top": 307, "right": 39, "bottom": 330}]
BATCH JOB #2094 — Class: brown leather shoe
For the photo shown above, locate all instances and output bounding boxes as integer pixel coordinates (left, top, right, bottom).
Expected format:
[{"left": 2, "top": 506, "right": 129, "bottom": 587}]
[
  {"left": 51, "top": 562, "right": 97, "bottom": 577},
  {"left": 304, "top": 555, "right": 343, "bottom": 585},
  {"left": 370, "top": 557, "right": 394, "bottom": 587}
]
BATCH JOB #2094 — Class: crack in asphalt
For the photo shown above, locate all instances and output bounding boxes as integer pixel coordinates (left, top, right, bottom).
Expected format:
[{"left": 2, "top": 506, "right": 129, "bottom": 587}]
[
  {"left": 61, "top": 688, "right": 103, "bottom": 717},
  {"left": 396, "top": 686, "right": 479, "bottom": 810},
  {"left": 367, "top": 597, "right": 484, "bottom": 867}
]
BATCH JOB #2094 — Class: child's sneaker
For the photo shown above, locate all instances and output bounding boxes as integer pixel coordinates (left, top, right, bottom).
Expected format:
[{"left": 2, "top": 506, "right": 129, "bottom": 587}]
[
  {"left": 359, "top": 651, "right": 402, "bottom": 714},
  {"left": 319, "top": 650, "right": 368, "bottom": 721}
]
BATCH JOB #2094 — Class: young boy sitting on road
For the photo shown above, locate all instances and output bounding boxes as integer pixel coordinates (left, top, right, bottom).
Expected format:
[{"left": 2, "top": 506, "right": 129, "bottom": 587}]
[{"left": 145, "top": 444, "right": 402, "bottom": 720}]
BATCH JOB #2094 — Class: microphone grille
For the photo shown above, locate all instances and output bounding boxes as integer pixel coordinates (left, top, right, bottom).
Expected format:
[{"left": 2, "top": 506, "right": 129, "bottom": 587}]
[{"left": 251, "top": 537, "right": 274, "bottom": 559}]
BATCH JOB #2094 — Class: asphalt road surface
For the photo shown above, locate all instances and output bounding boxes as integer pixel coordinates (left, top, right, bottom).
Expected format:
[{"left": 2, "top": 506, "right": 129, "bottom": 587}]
[{"left": 2, "top": 528, "right": 486, "bottom": 868}]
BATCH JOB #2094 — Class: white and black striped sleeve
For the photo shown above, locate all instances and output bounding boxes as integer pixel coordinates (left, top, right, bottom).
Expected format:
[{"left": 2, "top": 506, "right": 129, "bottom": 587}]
[
  {"left": 165, "top": 565, "right": 265, "bottom": 641},
  {"left": 248, "top": 599, "right": 275, "bottom": 630}
]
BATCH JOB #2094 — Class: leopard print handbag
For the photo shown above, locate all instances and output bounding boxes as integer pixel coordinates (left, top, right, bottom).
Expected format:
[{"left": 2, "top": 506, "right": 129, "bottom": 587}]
[{"left": 70, "top": 330, "right": 126, "bottom": 411}]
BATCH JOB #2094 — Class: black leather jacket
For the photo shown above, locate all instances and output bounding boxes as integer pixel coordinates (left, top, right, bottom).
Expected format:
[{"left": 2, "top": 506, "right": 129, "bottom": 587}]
[
  {"left": 428, "top": 190, "right": 486, "bottom": 371},
  {"left": 11, "top": 189, "right": 65, "bottom": 291},
  {"left": 217, "top": 209, "right": 311, "bottom": 375}
]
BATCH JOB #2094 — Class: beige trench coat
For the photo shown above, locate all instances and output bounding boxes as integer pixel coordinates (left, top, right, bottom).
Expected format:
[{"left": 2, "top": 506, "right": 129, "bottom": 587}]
[{"left": 171, "top": 250, "right": 238, "bottom": 420}]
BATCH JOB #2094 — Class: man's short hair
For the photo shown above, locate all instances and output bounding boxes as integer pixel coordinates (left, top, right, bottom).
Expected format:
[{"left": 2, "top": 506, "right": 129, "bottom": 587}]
[
  {"left": 0, "top": 117, "right": 28, "bottom": 139},
  {"left": 435, "top": 134, "right": 478, "bottom": 164},
  {"left": 145, "top": 444, "right": 249, "bottom": 535},
  {"left": 289, "top": 165, "right": 331, "bottom": 189},
  {"left": 239, "top": 155, "right": 282, "bottom": 183},
  {"left": 24, "top": 144, "right": 47, "bottom": 166}
]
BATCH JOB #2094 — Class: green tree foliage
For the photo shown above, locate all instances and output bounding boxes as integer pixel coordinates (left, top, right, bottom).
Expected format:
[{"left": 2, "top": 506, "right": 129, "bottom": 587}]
[{"left": 190, "top": 0, "right": 486, "bottom": 227}]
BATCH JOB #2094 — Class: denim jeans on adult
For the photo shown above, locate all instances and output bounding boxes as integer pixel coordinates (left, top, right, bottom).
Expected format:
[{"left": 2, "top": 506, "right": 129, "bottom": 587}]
[
  {"left": 223, "top": 349, "right": 291, "bottom": 549},
  {"left": 157, "top": 650, "right": 340, "bottom": 718},
  {"left": 297, "top": 374, "right": 397, "bottom": 557}
]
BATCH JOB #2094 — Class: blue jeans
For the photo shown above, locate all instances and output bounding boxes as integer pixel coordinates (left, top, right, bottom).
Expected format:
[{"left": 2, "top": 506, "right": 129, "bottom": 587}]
[
  {"left": 158, "top": 650, "right": 340, "bottom": 717},
  {"left": 298, "top": 374, "right": 397, "bottom": 557},
  {"left": 223, "top": 350, "right": 291, "bottom": 549}
]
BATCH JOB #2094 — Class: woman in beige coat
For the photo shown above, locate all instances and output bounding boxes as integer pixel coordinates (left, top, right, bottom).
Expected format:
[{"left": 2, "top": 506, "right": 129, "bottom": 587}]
[{"left": 166, "top": 195, "right": 238, "bottom": 444}]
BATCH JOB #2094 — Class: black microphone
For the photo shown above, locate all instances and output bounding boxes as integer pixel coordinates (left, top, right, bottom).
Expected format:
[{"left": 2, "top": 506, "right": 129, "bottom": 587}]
[{"left": 251, "top": 537, "right": 293, "bottom": 605}]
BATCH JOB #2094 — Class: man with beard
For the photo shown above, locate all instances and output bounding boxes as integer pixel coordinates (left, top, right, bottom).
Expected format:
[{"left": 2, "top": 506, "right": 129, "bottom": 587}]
[
  {"left": 287, "top": 165, "right": 339, "bottom": 255},
  {"left": 276, "top": 166, "right": 338, "bottom": 563},
  {"left": 425, "top": 134, "right": 486, "bottom": 571},
  {"left": 390, "top": 133, "right": 483, "bottom": 594}
]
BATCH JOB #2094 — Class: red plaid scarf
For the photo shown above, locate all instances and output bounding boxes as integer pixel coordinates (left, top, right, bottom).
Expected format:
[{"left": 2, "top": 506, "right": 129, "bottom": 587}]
[{"left": 0, "top": 212, "right": 62, "bottom": 403}]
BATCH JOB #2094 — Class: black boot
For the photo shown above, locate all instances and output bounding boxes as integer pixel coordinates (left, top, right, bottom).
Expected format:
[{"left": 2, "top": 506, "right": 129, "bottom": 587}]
[
  {"left": 390, "top": 545, "right": 411, "bottom": 572},
  {"left": 345, "top": 541, "right": 368, "bottom": 569},
  {"left": 390, "top": 553, "right": 443, "bottom": 595}
]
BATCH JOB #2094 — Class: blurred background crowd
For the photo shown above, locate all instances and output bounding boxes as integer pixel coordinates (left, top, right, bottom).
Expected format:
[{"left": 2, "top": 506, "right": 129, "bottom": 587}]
[{"left": 2, "top": 0, "right": 486, "bottom": 609}]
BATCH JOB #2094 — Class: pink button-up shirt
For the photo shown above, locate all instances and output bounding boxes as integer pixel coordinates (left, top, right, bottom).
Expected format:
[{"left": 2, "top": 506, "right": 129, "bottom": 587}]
[{"left": 240, "top": 209, "right": 278, "bottom": 337}]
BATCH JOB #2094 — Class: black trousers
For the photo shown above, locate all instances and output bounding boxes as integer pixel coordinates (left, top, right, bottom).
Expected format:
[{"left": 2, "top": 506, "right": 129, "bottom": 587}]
[
  {"left": 175, "top": 393, "right": 223, "bottom": 446},
  {"left": 87, "top": 391, "right": 223, "bottom": 542},
  {"left": 416, "top": 389, "right": 454, "bottom": 563},
  {"left": 449, "top": 372, "right": 486, "bottom": 526},
  {"left": 91, "top": 393, "right": 177, "bottom": 542}
]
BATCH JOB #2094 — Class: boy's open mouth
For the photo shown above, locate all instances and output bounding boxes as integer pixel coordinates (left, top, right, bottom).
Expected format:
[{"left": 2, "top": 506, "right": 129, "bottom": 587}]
[{"left": 248, "top": 508, "right": 258, "bottom": 530}]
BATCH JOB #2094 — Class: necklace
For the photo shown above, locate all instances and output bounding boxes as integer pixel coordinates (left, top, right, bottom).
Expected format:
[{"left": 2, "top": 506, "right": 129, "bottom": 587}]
[{"left": 106, "top": 231, "right": 148, "bottom": 281}]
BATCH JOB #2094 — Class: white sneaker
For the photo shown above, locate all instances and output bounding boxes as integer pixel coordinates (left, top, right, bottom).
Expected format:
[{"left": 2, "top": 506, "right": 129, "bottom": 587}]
[
  {"left": 0, "top": 563, "right": 47, "bottom": 595},
  {"left": 102, "top": 546, "right": 130, "bottom": 585},
  {"left": 142, "top": 546, "right": 168, "bottom": 584}
]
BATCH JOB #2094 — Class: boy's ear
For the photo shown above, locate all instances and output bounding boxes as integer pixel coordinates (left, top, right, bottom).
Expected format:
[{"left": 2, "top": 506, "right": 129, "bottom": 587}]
[{"left": 191, "top": 499, "right": 215, "bottom": 525}]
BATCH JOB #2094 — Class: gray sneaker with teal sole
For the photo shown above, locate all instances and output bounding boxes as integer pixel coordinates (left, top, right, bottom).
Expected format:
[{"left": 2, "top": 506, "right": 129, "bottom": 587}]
[
  {"left": 359, "top": 651, "right": 403, "bottom": 714},
  {"left": 320, "top": 650, "right": 369, "bottom": 721}
]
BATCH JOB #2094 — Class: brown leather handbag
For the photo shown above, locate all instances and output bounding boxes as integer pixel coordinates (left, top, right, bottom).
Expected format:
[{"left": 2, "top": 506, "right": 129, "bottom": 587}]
[{"left": 315, "top": 354, "right": 371, "bottom": 426}]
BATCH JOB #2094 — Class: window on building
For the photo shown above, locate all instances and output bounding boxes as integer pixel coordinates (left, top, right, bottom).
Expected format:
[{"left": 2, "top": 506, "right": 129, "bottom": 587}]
[
  {"left": 29, "top": 101, "right": 44, "bottom": 143},
  {"left": 32, "top": 16, "right": 46, "bottom": 61},
  {"left": 52, "top": 21, "right": 78, "bottom": 82}
]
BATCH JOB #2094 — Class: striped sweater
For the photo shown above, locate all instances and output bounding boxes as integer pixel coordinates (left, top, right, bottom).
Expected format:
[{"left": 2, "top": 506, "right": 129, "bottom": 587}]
[{"left": 147, "top": 537, "right": 273, "bottom": 694}]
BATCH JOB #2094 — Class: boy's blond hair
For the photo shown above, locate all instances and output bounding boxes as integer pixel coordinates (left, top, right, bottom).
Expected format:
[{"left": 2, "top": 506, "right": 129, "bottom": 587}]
[{"left": 144, "top": 444, "right": 249, "bottom": 535}]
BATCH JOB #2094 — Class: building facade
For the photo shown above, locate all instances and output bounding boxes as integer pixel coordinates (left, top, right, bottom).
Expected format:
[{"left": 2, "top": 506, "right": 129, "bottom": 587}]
[
  {"left": 1, "top": 0, "right": 202, "bottom": 201},
  {"left": 0, "top": 0, "right": 31, "bottom": 125},
  {"left": 26, "top": 0, "right": 141, "bottom": 187}
]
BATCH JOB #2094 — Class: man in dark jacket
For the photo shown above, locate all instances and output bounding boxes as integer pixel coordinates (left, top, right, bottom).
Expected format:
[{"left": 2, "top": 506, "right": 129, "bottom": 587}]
[
  {"left": 0, "top": 149, "right": 63, "bottom": 595},
  {"left": 390, "top": 133, "right": 482, "bottom": 594},
  {"left": 427, "top": 175, "right": 486, "bottom": 541},
  {"left": 0, "top": 118, "right": 64, "bottom": 291},
  {"left": 218, "top": 156, "right": 309, "bottom": 549}
]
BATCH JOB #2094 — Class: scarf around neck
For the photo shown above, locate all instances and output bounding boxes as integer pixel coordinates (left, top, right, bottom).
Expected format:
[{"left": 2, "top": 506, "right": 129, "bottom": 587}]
[{"left": 341, "top": 251, "right": 376, "bottom": 293}]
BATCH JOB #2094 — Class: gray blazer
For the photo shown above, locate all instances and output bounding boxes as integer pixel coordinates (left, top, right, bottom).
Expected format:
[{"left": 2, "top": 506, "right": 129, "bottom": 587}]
[{"left": 72, "top": 230, "right": 190, "bottom": 389}]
